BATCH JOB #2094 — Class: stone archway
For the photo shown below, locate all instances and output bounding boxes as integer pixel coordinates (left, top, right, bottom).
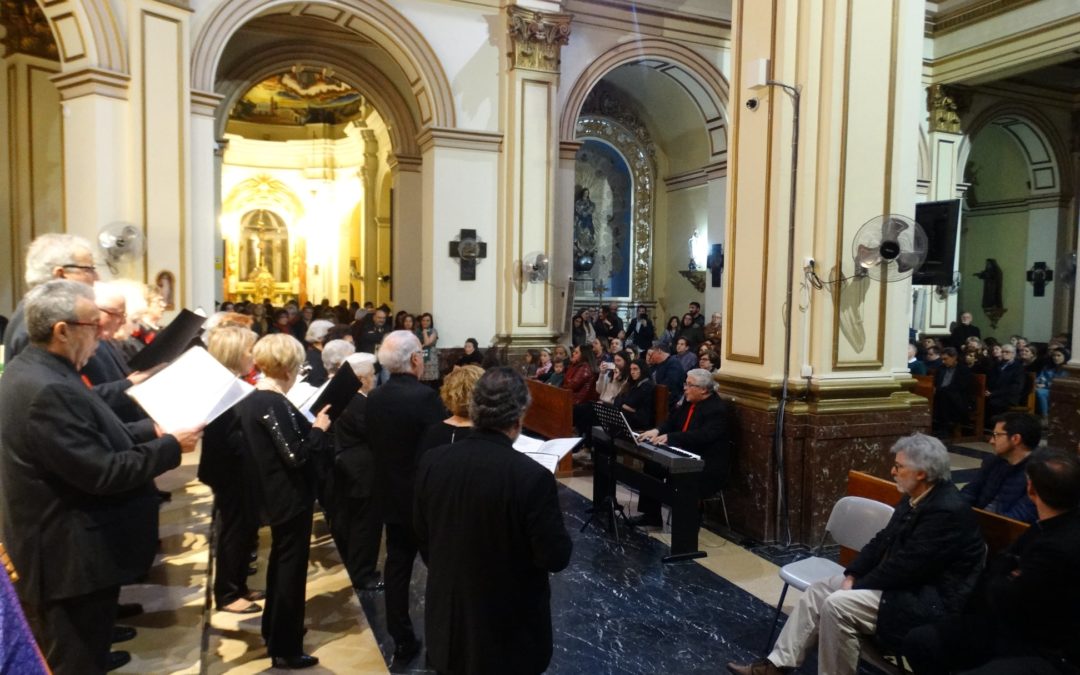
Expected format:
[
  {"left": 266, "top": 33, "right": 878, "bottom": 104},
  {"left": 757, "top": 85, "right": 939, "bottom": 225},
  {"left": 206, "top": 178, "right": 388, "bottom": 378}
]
[
  {"left": 191, "top": 0, "right": 455, "bottom": 130},
  {"left": 30, "top": 0, "right": 125, "bottom": 74}
]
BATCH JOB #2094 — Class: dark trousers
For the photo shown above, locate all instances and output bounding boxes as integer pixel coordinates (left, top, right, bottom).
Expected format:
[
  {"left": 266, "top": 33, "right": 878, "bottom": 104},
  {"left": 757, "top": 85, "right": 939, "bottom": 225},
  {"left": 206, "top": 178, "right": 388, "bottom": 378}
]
[
  {"left": 27, "top": 585, "right": 119, "bottom": 675},
  {"left": 263, "top": 506, "right": 314, "bottom": 658},
  {"left": 905, "top": 615, "right": 1078, "bottom": 675},
  {"left": 635, "top": 462, "right": 667, "bottom": 519},
  {"left": 330, "top": 492, "right": 382, "bottom": 586},
  {"left": 384, "top": 521, "right": 419, "bottom": 645},
  {"left": 213, "top": 487, "right": 258, "bottom": 607}
]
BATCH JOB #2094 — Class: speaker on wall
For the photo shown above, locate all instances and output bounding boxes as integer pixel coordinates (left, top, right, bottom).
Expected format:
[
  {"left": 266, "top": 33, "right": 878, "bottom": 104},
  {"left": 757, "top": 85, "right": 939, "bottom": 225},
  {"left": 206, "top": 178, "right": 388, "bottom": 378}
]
[{"left": 912, "top": 199, "right": 961, "bottom": 286}]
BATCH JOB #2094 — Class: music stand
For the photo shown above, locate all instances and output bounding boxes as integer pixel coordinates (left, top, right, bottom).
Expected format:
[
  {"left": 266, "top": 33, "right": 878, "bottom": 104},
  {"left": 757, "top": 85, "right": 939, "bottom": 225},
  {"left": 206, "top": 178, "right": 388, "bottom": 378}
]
[
  {"left": 581, "top": 403, "right": 635, "bottom": 540},
  {"left": 593, "top": 402, "right": 636, "bottom": 443}
]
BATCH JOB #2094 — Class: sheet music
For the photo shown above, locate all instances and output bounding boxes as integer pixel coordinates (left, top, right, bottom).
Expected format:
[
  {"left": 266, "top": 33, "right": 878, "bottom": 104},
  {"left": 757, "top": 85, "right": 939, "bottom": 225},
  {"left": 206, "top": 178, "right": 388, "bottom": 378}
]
[
  {"left": 512, "top": 435, "right": 582, "bottom": 473},
  {"left": 126, "top": 347, "right": 253, "bottom": 432}
]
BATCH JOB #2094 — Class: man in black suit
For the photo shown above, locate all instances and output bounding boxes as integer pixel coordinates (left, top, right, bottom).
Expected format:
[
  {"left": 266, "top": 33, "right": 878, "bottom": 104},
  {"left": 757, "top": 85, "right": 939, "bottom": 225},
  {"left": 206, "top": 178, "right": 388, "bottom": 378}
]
[
  {"left": 415, "top": 367, "right": 572, "bottom": 675},
  {"left": 633, "top": 368, "right": 732, "bottom": 526},
  {"left": 932, "top": 347, "right": 973, "bottom": 437},
  {"left": 986, "top": 342, "right": 1025, "bottom": 420},
  {"left": 625, "top": 304, "right": 655, "bottom": 351},
  {"left": 365, "top": 330, "right": 446, "bottom": 665},
  {"left": 0, "top": 280, "right": 201, "bottom": 674},
  {"left": 647, "top": 343, "right": 687, "bottom": 409},
  {"left": 904, "top": 448, "right": 1080, "bottom": 673},
  {"left": 729, "top": 433, "right": 985, "bottom": 675}
]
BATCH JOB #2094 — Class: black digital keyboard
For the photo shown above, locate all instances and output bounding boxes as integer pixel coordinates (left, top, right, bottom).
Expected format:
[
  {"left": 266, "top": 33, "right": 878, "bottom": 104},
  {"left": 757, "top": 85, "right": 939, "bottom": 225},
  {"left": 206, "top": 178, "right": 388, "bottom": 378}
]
[{"left": 616, "top": 439, "right": 704, "bottom": 474}]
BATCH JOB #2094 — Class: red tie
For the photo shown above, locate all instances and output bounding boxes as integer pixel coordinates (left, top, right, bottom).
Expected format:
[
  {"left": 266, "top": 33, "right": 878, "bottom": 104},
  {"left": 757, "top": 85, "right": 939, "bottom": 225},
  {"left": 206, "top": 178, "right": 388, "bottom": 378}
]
[{"left": 682, "top": 403, "right": 696, "bottom": 432}]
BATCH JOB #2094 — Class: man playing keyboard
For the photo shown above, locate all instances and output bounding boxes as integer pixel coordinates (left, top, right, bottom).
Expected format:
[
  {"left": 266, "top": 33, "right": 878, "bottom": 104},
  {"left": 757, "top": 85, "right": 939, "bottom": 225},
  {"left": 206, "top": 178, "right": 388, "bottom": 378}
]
[{"left": 630, "top": 369, "right": 733, "bottom": 527}]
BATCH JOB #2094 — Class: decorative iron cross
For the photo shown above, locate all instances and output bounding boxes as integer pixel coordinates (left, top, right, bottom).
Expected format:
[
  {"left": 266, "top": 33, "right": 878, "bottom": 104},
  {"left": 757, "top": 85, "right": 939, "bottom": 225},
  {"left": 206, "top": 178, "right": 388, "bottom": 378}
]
[{"left": 449, "top": 229, "right": 487, "bottom": 281}]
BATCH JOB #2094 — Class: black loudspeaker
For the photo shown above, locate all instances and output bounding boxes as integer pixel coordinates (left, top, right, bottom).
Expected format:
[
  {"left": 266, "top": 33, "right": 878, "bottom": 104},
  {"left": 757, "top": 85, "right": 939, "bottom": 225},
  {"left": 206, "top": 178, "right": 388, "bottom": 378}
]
[{"left": 912, "top": 199, "right": 961, "bottom": 286}]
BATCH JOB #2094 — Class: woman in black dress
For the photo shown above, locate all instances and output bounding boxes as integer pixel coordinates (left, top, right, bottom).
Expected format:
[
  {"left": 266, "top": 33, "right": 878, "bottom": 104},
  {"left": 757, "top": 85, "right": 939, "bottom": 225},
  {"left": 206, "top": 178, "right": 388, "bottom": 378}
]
[
  {"left": 235, "top": 333, "right": 332, "bottom": 669},
  {"left": 613, "top": 359, "right": 656, "bottom": 431},
  {"left": 421, "top": 364, "right": 483, "bottom": 451}
]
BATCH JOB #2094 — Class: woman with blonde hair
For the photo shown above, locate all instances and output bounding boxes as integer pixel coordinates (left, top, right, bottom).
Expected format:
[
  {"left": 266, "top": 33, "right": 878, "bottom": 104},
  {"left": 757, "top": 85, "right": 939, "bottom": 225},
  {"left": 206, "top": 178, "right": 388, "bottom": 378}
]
[
  {"left": 421, "top": 365, "right": 484, "bottom": 450},
  {"left": 200, "top": 326, "right": 263, "bottom": 615},
  {"left": 233, "top": 333, "right": 332, "bottom": 669}
]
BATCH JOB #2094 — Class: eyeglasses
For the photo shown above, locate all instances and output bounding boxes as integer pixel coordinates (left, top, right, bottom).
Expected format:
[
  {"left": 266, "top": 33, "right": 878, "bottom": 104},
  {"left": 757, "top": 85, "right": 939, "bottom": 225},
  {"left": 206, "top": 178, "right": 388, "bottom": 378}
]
[
  {"left": 98, "top": 307, "right": 126, "bottom": 320},
  {"left": 61, "top": 320, "right": 100, "bottom": 330},
  {"left": 988, "top": 431, "right": 1009, "bottom": 438},
  {"left": 58, "top": 263, "right": 98, "bottom": 274}
]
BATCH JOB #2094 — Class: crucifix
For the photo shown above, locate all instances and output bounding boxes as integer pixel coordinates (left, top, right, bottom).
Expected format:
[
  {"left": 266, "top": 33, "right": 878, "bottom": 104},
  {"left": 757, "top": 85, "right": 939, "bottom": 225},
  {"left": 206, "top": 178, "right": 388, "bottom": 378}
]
[{"left": 449, "top": 229, "right": 487, "bottom": 281}]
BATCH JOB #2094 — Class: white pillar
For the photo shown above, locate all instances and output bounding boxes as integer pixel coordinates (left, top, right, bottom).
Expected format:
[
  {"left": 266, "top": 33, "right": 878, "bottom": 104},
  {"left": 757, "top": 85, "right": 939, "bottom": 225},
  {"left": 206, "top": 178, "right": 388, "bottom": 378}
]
[
  {"left": 390, "top": 154, "right": 422, "bottom": 312},
  {"left": 189, "top": 90, "right": 223, "bottom": 313}
]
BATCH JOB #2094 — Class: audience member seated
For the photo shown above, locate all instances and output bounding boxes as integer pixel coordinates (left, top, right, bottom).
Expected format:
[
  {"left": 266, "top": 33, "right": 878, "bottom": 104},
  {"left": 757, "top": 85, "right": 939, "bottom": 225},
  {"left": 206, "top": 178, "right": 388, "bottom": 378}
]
[
  {"left": 698, "top": 349, "right": 721, "bottom": 373},
  {"left": 922, "top": 344, "right": 943, "bottom": 372},
  {"left": 1034, "top": 348, "right": 1068, "bottom": 418},
  {"left": 657, "top": 315, "right": 680, "bottom": 352},
  {"left": 455, "top": 337, "right": 484, "bottom": 368},
  {"left": 931, "top": 347, "right": 973, "bottom": 437},
  {"left": 613, "top": 359, "right": 655, "bottom": 431},
  {"left": 728, "top": 433, "right": 985, "bottom": 675},
  {"left": 986, "top": 343, "right": 1025, "bottom": 420},
  {"left": 547, "top": 358, "right": 566, "bottom": 387},
  {"left": 533, "top": 347, "right": 553, "bottom": 381},
  {"left": 674, "top": 336, "right": 698, "bottom": 372},
  {"left": 647, "top": 343, "right": 686, "bottom": 410},
  {"left": 677, "top": 313, "right": 705, "bottom": 349},
  {"left": 625, "top": 305, "right": 655, "bottom": 351},
  {"left": 960, "top": 413, "right": 1039, "bottom": 524},
  {"left": 908, "top": 342, "right": 927, "bottom": 375},
  {"left": 633, "top": 369, "right": 732, "bottom": 527},
  {"left": 903, "top": 449, "right": 1080, "bottom": 674},
  {"left": 704, "top": 311, "right": 723, "bottom": 345}
]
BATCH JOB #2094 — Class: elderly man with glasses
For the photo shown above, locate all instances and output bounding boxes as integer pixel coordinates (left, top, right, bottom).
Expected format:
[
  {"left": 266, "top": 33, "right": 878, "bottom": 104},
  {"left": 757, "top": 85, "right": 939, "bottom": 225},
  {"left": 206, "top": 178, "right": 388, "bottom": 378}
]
[
  {"left": 0, "top": 280, "right": 202, "bottom": 674},
  {"left": 728, "top": 433, "right": 985, "bottom": 675}
]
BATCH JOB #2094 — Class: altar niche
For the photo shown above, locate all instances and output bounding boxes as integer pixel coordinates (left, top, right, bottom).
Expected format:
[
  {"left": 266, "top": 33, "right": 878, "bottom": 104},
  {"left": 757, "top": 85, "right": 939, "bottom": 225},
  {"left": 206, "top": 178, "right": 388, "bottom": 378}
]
[{"left": 574, "top": 139, "right": 634, "bottom": 299}]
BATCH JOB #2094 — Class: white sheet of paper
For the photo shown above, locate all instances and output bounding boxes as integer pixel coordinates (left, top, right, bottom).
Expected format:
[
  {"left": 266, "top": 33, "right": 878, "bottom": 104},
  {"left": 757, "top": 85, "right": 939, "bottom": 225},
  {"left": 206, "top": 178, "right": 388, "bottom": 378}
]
[
  {"left": 512, "top": 435, "right": 582, "bottom": 474},
  {"left": 126, "top": 347, "right": 253, "bottom": 432}
]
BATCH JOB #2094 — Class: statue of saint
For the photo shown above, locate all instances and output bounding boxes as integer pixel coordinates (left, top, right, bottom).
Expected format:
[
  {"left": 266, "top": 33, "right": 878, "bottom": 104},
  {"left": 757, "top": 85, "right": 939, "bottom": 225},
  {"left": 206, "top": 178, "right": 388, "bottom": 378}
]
[{"left": 974, "top": 258, "right": 1003, "bottom": 309}]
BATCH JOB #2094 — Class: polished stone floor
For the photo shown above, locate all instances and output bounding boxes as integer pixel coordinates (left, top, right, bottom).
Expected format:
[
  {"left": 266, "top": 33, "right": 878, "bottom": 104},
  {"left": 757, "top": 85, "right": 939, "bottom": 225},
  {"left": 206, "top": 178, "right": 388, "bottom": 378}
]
[{"left": 108, "top": 443, "right": 991, "bottom": 673}]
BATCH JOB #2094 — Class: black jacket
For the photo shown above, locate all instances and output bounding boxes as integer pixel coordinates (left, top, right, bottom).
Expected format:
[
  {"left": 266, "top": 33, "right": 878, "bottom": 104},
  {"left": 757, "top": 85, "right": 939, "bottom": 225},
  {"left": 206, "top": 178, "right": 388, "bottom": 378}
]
[
  {"left": 614, "top": 378, "right": 656, "bottom": 430},
  {"left": 625, "top": 316, "right": 655, "bottom": 351},
  {"left": 658, "top": 393, "right": 733, "bottom": 492},
  {"left": 415, "top": 430, "right": 572, "bottom": 675},
  {"left": 847, "top": 482, "right": 985, "bottom": 651},
  {"left": 0, "top": 346, "right": 181, "bottom": 605},
  {"left": 333, "top": 393, "right": 375, "bottom": 500},
  {"left": 988, "top": 360, "right": 1025, "bottom": 409},
  {"left": 651, "top": 356, "right": 686, "bottom": 409},
  {"left": 365, "top": 373, "right": 446, "bottom": 524},
  {"left": 235, "top": 390, "right": 328, "bottom": 526},
  {"left": 932, "top": 363, "right": 974, "bottom": 428}
]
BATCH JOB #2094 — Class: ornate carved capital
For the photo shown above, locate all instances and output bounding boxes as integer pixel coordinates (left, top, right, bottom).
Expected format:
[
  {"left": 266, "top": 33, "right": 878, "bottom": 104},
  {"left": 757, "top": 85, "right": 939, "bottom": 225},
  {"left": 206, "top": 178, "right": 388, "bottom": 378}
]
[
  {"left": 507, "top": 6, "right": 571, "bottom": 73},
  {"left": 926, "top": 84, "right": 968, "bottom": 134},
  {"left": 1, "top": 0, "right": 58, "bottom": 60}
]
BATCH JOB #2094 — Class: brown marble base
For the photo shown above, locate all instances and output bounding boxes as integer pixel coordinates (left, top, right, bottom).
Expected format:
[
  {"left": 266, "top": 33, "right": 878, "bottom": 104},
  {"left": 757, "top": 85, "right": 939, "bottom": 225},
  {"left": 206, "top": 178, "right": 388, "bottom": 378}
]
[
  {"left": 1047, "top": 366, "right": 1080, "bottom": 452},
  {"left": 712, "top": 377, "right": 930, "bottom": 545}
]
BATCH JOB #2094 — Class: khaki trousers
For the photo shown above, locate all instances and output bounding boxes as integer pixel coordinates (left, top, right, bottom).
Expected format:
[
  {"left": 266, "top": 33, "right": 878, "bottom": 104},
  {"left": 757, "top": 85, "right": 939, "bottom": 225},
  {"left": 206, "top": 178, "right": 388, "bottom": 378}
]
[{"left": 768, "top": 574, "right": 882, "bottom": 675}]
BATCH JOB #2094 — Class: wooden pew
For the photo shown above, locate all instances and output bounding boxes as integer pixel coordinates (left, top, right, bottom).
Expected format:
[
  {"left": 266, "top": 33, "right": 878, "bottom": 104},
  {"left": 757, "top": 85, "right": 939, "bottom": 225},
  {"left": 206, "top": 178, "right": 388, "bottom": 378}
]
[
  {"left": 1010, "top": 373, "right": 1037, "bottom": 415},
  {"left": 912, "top": 374, "right": 934, "bottom": 411},
  {"left": 523, "top": 379, "right": 576, "bottom": 476},
  {"left": 844, "top": 470, "right": 1028, "bottom": 564},
  {"left": 916, "top": 372, "right": 986, "bottom": 442},
  {"left": 654, "top": 384, "right": 669, "bottom": 425}
]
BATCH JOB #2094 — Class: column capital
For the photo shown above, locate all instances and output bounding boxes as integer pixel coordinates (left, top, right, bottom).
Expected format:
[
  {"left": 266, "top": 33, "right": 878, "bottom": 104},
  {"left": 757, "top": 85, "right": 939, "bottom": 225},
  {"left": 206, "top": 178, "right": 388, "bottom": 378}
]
[
  {"left": 50, "top": 67, "right": 130, "bottom": 101},
  {"left": 926, "top": 84, "right": 969, "bottom": 134},
  {"left": 558, "top": 140, "right": 582, "bottom": 160},
  {"left": 191, "top": 89, "right": 224, "bottom": 118},
  {"left": 506, "top": 5, "right": 572, "bottom": 73},
  {"left": 417, "top": 127, "right": 503, "bottom": 154},
  {"left": 387, "top": 154, "right": 422, "bottom": 173}
]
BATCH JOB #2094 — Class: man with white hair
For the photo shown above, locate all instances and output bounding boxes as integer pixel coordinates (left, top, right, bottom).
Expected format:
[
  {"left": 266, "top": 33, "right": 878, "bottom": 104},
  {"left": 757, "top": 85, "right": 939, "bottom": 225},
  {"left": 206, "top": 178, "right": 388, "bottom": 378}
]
[
  {"left": 0, "top": 280, "right": 202, "bottom": 674},
  {"left": 365, "top": 330, "right": 446, "bottom": 665},
  {"left": 633, "top": 368, "right": 732, "bottom": 527},
  {"left": 330, "top": 352, "right": 383, "bottom": 591},
  {"left": 728, "top": 433, "right": 986, "bottom": 675}
]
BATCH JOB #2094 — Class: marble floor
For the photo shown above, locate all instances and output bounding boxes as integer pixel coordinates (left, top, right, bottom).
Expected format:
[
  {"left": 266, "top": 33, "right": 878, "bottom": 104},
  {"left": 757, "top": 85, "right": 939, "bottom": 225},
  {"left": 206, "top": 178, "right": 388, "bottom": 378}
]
[{"left": 111, "top": 443, "right": 992, "bottom": 673}]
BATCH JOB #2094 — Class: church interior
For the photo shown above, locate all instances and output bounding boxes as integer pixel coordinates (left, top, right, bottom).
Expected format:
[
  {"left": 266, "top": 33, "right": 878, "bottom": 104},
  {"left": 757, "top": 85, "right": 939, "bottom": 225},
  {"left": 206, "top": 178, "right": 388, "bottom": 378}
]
[{"left": 2, "top": 0, "right": 1080, "bottom": 671}]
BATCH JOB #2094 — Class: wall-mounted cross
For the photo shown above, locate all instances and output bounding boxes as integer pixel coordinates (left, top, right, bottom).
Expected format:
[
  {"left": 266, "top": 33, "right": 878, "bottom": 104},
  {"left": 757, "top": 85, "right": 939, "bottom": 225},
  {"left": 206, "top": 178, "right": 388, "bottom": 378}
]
[{"left": 449, "top": 229, "right": 487, "bottom": 281}]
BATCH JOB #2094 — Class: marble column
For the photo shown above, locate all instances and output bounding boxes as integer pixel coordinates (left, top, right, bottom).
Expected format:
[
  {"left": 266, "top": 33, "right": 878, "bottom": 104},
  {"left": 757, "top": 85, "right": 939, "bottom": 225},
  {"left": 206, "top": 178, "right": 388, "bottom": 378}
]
[
  {"left": 190, "top": 90, "right": 224, "bottom": 312},
  {"left": 719, "top": 0, "right": 927, "bottom": 544},
  {"left": 915, "top": 85, "right": 967, "bottom": 337},
  {"left": 495, "top": 4, "right": 572, "bottom": 352}
]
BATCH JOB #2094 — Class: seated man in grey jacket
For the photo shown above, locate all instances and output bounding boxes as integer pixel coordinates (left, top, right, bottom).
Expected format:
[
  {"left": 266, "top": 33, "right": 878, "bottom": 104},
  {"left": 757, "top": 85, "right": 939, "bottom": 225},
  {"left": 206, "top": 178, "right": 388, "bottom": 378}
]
[{"left": 728, "top": 433, "right": 985, "bottom": 675}]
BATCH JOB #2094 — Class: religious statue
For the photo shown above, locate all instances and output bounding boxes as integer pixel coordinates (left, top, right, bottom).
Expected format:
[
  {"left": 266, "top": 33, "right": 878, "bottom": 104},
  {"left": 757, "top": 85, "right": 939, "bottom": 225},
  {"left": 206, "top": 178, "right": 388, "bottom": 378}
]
[
  {"left": 974, "top": 258, "right": 1006, "bottom": 329},
  {"left": 574, "top": 186, "right": 595, "bottom": 233}
]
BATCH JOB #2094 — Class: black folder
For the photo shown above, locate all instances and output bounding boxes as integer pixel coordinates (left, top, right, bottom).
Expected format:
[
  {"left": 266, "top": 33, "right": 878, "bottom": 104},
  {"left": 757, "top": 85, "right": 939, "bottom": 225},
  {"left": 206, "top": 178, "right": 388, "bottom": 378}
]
[
  {"left": 307, "top": 365, "right": 360, "bottom": 421},
  {"left": 127, "top": 309, "right": 206, "bottom": 372}
]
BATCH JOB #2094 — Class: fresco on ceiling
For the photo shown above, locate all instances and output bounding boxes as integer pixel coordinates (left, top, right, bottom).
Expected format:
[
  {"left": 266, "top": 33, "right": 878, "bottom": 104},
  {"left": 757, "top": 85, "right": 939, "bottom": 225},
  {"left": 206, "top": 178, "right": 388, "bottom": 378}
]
[{"left": 230, "top": 68, "right": 363, "bottom": 126}]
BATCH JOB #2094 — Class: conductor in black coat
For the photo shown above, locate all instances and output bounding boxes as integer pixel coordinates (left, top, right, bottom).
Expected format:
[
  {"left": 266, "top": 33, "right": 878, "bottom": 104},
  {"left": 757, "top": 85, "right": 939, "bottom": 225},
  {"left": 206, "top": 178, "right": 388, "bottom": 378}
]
[
  {"left": 365, "top": 330, "right": 447, "bottom": 664},
  {"left": 0, "top": 281, "right": 202, "bottom": 675},
  {"left": 415, "top": 367, "right": 572, "bottom": 675}
]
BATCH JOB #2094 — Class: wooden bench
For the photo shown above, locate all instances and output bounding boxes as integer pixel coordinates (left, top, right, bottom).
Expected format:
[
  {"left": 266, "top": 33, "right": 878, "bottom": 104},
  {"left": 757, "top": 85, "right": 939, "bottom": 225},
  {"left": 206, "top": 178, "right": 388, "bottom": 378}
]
[
  {"left": 912, "top": 373, "right": 986, "bottom": 442},
  {"left": 1009, "top": 373, "right": 1037, "bottom": 415},
  {"left": 523, "top": 379, "right": 576, "bottom": 476},
  {"left": 654, "top": 384, "right": 669, "bottom": 425},
  {"left": 845, "top": 470, "right": 1028, "bottom": 564}
]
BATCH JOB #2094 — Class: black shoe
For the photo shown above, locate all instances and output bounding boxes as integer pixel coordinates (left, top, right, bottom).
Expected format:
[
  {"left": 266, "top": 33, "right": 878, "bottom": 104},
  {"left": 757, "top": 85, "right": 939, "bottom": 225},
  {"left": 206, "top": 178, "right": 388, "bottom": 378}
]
[
  {"left": 270, "top": 654, "right": 319, "bottom": 669},
  {"left": 392, "top": 637, "right": 422, "bottom": 664},
  {"left": 626, "top": 514, "right": 663, "bottom": 528},
  {"left": 157, "top": 489, "right": 172, "bottom": 502},
  {"left": 107, "top": 651, "right": 131, "bottom": 671},
  {"left": 116, "top": 602, "right": 144, "bottom": 619},
  {"left": 112, "top": 625, "right": 137, "bottom": 644}
]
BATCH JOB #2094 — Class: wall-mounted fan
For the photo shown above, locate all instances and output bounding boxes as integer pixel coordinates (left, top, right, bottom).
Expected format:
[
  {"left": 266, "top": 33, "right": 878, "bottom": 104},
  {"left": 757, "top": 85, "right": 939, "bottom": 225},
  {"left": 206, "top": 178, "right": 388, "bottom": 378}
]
[
  {"left": 852, "top": 214, "right": 927, "bottom": 282},
  {"left": 98, "top": 222, "right": 145, "bottom": 274},
  {"left": 522, "top": 252, "right": 550, "bottom": 285}
]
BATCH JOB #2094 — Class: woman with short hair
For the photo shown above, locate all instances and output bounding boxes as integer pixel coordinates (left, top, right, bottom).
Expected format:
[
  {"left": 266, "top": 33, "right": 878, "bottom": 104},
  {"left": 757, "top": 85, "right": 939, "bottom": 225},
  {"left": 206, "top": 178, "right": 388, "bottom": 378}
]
[{"left": 234, "top": 334, "right": 332, "bottom": 669}]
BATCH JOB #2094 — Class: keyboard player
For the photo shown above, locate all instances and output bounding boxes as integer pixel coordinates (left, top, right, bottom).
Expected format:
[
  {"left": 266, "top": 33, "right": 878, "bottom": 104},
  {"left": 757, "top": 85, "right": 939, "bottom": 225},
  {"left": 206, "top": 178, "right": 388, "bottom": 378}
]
[{"left": 629, "top": 369, "right": 732, "bottom": 527}]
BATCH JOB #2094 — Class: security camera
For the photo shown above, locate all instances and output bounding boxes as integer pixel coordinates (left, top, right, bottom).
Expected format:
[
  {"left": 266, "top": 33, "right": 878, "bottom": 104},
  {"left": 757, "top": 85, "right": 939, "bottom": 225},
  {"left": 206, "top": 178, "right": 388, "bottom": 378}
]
[{"left": 745, "top": 97, "right": 759, "bottom": 111}]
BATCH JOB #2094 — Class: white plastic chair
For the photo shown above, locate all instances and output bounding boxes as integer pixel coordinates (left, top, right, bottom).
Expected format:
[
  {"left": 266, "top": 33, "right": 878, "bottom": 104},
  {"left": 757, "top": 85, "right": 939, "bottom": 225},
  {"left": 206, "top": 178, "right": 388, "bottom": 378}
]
[{"left": 763, "top": 496, "right": 895, "bottom": 652}]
